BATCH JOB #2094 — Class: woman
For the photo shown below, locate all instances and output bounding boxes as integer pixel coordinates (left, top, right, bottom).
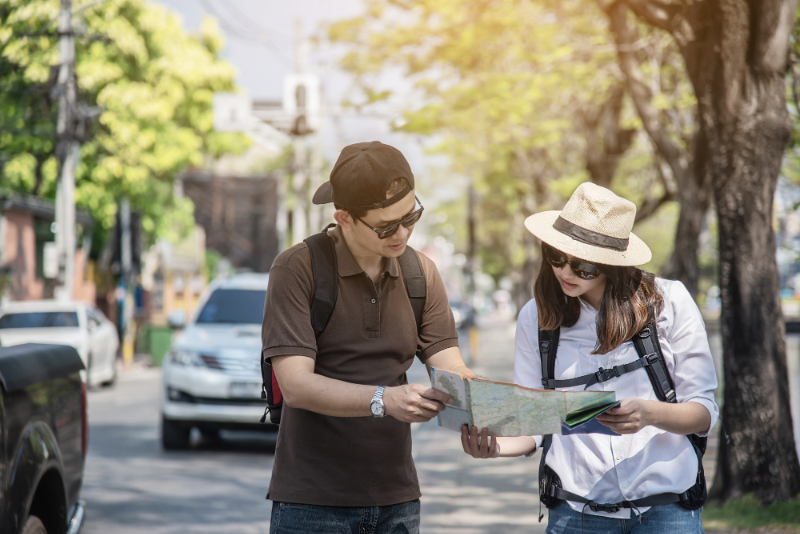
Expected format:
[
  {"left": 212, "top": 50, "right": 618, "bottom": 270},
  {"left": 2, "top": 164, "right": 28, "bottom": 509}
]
[{"left": 462, "top": 183, "right": 719, "bottom": 533}]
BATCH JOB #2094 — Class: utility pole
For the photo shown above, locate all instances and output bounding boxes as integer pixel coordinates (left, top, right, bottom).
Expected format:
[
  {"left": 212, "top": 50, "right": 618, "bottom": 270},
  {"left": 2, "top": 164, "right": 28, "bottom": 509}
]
[
  {"left": 119, "top": 197, "right": 135, "bottom": 367},
  {"left": 54, "top": 0, "right": 78, "bottom": 301},
  {"left": 466, "top": 180, "right": 480, "bottom": 362},
  {"left": 291, "top": 18, "right": 309, "bottom": 245}
]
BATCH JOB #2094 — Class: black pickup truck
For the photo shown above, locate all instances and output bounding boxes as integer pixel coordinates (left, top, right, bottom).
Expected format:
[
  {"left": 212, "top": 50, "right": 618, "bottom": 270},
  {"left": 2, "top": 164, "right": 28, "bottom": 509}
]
[{"left": 0, "top": 343, "right": 87, "bottom": 534}]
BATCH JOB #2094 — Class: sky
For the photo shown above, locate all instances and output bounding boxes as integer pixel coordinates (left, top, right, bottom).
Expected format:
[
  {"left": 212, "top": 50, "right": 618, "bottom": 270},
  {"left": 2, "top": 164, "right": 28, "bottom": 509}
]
[{"left": 153, "top": 0, "right": 435, "bottom": 177}]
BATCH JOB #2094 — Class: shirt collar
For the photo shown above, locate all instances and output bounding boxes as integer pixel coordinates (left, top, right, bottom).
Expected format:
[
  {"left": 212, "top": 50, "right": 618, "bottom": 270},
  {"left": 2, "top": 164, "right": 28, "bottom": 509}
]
[
  {"left": 579, "top": 296, "right": 599, "bottom": 314},
  {"left": 328, "top": 225, "right": 400, "bottom": 278}
]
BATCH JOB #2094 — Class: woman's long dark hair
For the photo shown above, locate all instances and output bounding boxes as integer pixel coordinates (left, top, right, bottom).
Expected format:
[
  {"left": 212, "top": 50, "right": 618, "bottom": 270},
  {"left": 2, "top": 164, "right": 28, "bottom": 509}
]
[{"left": 533, "top": 242, "right": 664, "bottom": 354}]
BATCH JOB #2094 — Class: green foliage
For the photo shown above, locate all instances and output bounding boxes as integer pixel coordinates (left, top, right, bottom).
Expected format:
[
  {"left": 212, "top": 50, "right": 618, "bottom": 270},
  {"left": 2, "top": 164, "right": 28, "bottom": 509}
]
[
  {"left": 0, "top": 0, "right": 250, "bottom": 250},
  {"left": 327, "top": 0, "right": 689, "bottom": 280},
  {"left": 786, "top": 3, "right": 800, "bottom": 187},
  {"left": 702, "top": 494, "right": 800, "bottom": 533}
]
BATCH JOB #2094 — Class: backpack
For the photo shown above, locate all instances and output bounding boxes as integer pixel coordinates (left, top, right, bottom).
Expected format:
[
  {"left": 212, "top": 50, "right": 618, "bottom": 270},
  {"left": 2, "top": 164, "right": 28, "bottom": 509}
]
[
  {"left": 260, "top": 226, "right": 427, "bottom": 425},
  {"left": 536, "top": 320, "right": 707, "bottom": 520}
]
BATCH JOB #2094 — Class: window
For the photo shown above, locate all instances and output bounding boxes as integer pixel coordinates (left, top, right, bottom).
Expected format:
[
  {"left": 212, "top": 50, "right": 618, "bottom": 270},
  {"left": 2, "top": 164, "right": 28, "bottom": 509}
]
[
  {"left": 196, "top": 289, "right": 266, "bottom": 325},
  {"left": 0, "top": 311, "right": 80, "bottom": 329}
]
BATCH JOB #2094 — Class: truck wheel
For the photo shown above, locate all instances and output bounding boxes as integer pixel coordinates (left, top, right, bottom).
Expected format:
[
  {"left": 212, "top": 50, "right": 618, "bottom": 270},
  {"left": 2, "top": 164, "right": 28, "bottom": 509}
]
[
  {"left": 161, "top": 416, "right": 191, "bottom": 450},
  {"left": 20, "top": 516, "right": 47, "bottom": 534}
]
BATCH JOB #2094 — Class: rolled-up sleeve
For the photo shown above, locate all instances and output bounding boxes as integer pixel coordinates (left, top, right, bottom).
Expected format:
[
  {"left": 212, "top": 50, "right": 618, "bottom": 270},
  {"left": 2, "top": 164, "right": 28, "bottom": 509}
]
[
  {"left": 261, "top": 258, "right": 318, "bottom": 361},
  {"left": 664, "top": 281, "right": 720, "bottom": 436},
  {"left": 514, "top": 300, "right": 544, "bottom": 450}
]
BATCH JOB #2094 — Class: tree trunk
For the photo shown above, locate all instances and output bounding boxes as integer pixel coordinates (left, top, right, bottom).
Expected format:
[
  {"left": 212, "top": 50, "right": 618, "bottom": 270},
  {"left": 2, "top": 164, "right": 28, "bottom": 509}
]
[
  {"left": 688, "top": 0, "right": 800, "bottom": 503},
  {"left": 582, "top": 85, "right": 637, "bottom": 189},
  {"left": 704, "top": 67, "right": 800, "bottom": 503},
  {"left": 660, "top": 129, "right": 712, "bottom": 298},
  {"left": 622, "top": 0, "right": 800, "bottom": 502}
]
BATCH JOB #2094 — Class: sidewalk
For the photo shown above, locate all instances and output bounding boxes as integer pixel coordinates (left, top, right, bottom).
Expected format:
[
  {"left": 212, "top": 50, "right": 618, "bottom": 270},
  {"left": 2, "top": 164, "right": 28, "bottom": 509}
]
[
  {"left": 409, "top": 313, "right": 745, "bottom": 534},
  {"left": 411, "top": 314, "right": 546, "bottom": 534}
]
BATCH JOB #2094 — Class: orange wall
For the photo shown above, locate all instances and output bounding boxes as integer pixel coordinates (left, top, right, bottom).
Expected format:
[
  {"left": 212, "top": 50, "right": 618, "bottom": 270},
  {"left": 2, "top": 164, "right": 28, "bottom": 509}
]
[
  {"left": 2, "top": 209, "right": 96, "bottom": 302},
  {"left": 2, "top": 211, "right": 44, "bottom": 301}
]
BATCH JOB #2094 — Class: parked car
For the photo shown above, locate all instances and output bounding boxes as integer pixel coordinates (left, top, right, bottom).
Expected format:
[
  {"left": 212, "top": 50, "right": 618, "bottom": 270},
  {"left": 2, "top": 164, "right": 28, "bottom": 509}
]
[
  {"left": 0, "top": 300, "right": 119, "bottom": 388},
  {"left": 161, "top": 273, "right": 272, "bottom": 450},
  {"left": 449, "top": 300, "right": 475, "bottom": 330},
  {"left": 0, "top": 343, "right": 87, "bottom": 534}
]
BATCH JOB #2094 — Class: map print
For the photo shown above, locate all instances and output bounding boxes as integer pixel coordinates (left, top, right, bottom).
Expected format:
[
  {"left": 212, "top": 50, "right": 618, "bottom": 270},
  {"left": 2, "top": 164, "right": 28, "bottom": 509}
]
[
  {"left": 436, "top": 375, "right": 464, "bottom": 408},
  {"left": 430, "top": 368, "right": 619, "bottom": 436}
]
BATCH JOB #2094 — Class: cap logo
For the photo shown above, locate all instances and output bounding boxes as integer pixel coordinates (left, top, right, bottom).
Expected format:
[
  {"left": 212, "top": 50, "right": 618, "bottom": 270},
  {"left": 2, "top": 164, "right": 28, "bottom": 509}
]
[{"left": 553, "top": 216, "right": 629, "bottom": 251}]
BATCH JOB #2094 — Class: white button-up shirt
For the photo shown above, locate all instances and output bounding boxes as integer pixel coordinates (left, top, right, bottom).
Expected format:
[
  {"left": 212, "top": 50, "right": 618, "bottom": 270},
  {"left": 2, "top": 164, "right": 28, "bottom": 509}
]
[{"left": 514, "top": 278, "right": 719, "bottom": 518}]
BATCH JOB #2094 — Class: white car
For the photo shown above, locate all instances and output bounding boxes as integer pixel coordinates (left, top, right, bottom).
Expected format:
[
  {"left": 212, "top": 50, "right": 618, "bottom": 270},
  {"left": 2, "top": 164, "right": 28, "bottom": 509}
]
[
  {"left": 0, "top": 300, "right": 119, "bottom": 387},
  {"left": 161, "top": 273, "right": 272, "bottom": 450}
]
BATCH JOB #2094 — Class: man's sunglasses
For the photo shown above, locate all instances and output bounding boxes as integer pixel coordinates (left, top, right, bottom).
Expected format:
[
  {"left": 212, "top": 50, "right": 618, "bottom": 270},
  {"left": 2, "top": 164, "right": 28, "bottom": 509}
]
[
  {"left": 543, "top": 244, "right": 603, "bottom": 280},
  {"left": 356, "top": 197, "right": 424, "bottom": 240}
]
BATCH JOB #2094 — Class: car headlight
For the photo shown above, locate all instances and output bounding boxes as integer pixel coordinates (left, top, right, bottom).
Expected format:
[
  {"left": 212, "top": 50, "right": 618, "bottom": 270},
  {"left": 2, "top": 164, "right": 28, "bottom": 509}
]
[
  {"left": 171, "top": 349, "right": 203, "bottom": 367},
  {"left": 452, "top": 309, "right": 463, "bottom": 324}
]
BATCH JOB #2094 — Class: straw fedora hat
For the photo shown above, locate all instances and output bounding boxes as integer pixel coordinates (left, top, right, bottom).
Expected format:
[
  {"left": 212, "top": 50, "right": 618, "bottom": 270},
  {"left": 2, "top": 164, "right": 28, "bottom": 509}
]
[{"left": 524, "top": 182, "right": 652, "bottom": 266}]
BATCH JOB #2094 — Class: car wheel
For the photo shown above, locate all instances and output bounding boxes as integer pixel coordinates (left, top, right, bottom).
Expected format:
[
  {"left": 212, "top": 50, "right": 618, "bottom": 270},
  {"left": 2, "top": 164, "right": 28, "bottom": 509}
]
[
  {"left": 161, "top": 416, "right": 191, "bottom": 450},
  {"left": 20, "top": 515, "right": 47, "bottom": 534},
  {"left": 101, "top": 356, "right": 117, "bottom": 387}
]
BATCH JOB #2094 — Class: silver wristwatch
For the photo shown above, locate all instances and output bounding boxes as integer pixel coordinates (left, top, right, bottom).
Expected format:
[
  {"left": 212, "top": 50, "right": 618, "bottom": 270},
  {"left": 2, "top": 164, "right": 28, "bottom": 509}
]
[{"left": 370, "top": 386, "right": 386, "bottom": 418}]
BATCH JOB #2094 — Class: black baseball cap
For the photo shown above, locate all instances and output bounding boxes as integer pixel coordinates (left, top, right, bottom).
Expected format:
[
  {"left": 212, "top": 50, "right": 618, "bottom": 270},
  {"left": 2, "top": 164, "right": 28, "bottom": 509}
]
[{"left": 312, "top": 141, "right": 415, "bottom": 210}]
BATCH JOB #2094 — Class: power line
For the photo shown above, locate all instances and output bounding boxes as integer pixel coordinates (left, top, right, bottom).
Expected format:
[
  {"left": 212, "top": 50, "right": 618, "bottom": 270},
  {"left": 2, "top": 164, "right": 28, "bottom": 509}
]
[
  {"left": 197, "top": 0, "right": 291, "bottom": 68},
  {"left": 218, "top": 1, "right": 291, "bottom": 41}
]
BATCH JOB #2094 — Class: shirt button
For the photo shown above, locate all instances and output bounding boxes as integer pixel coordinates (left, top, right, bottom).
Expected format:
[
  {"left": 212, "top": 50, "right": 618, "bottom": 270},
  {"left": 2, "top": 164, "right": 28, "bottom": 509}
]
[
  {"left": 371, "top": 299, "right": 376, "bottom": 304},
  {"left": 615, "top": 455, "right": 621, "bottom": 461}
]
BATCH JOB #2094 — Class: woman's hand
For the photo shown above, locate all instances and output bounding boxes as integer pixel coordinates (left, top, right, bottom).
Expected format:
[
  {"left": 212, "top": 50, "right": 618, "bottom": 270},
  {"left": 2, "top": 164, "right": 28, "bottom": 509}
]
[
  {"left": 461, "top": 425, "right": 500, "bottom": 458},
  {"left": 595, "top": 398, "right": 655, "bottom": 434}
]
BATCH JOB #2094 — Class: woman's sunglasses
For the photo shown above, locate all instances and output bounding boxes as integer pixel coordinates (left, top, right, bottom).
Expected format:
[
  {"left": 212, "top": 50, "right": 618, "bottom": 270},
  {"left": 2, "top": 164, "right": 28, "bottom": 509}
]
[
  {"left": 356, "top": 197, "right": 425, "bottom": 239},
  {"left": 544, "top": 244, "right": 603, "bottom": 280}
]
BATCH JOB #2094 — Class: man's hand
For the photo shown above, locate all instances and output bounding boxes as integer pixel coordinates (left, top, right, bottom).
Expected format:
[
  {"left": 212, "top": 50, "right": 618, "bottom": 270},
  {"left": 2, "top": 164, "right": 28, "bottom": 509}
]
[
  {"left": 461, "top": 425, "right": 500, "bottom": 458},
  {"left": 383, "top": 384, "right": 453, "bottom": 423},
  {"left": 595, "top": 398, "right": 655, "bottom": 434}
]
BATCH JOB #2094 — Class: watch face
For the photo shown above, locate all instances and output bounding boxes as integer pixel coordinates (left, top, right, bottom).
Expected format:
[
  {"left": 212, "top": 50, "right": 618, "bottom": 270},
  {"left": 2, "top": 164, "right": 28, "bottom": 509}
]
[{"left": 370, "top": 401, "right": 383, "bottom": 416}]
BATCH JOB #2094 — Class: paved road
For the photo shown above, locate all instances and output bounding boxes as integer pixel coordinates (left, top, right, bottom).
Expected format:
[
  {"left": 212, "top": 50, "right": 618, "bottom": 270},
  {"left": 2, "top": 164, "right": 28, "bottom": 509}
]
[
  {"left": 79, "top": 314, "right": 736, "bottom": 533},
  {"left": 79, "top": 320, "right": 529, "bottom": 534},
  {"left": 81, "top": 368, "right": 277, "bottom": 534}
]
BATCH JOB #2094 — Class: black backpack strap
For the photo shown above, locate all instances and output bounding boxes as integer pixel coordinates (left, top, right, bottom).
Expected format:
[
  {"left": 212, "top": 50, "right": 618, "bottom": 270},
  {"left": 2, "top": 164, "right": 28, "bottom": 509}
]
[
  {"left": 631, "top": 321, "right": 676, "bottom": 403},
  {"left": 398, "top": 245, "right": 426, "bottom": 330},
  {"left": 262, "top": 226, "right": 338, "bottom": 426},
  {"left": 304, "top": 228, "right": 339, "bottom": 334},
  {"left": 629, "top": 319, "right": 707, "bottom": 510},
  {"left": 542, "top": 354, "right": 654, "bottom": 390},
  {"left": 537, "top": 327, "right": 559, "bottom": 520}
]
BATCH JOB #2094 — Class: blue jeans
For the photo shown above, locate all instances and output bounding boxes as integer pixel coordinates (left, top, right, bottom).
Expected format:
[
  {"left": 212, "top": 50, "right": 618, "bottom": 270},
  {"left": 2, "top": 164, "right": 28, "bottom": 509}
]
[
  {"left": 269, "top": 500, "right": 420, "bottom": 534},
  {"left": 546, "top": 501, "right": 705, "bottom": 534}
]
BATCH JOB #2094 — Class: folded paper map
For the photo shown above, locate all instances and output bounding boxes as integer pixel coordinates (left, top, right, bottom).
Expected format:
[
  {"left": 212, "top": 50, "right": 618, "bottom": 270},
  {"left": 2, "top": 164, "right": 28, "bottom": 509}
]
[{"left": 430, "top": 368, "right": 620, "bottom": 436}]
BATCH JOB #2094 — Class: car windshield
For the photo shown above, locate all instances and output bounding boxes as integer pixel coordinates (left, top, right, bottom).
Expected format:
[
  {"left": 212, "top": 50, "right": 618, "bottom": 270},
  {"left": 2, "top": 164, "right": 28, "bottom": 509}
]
[
  {"left": 0, "top": 311, "right": 80, "bottom": 329},
  {"left": 196, "top": 289, "right": 266, "bottom": 325}
]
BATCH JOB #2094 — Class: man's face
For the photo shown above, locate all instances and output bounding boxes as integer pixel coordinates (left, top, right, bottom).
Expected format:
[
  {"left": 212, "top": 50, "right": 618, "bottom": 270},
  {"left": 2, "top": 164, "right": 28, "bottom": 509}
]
[{"left": 344, "top": 190, "right": 418, "bottom": 258}]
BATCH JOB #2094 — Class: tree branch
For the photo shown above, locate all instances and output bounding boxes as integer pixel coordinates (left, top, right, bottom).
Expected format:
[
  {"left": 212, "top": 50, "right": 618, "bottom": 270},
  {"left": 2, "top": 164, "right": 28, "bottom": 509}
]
[
  {"left": 751, "top": 0, "right": 799, "bottom": 74},
  {"left": 635, "top": 189, "right": 675, "bottom": 223},
  {"left": 607, "top": 2, "right": 689, "bottom": 186},
  {"left": 617, "top": 0, "right": 697, "bottom": 50},
  {"left": 616, "top": 0, "right": 677, "bottom": 33}
]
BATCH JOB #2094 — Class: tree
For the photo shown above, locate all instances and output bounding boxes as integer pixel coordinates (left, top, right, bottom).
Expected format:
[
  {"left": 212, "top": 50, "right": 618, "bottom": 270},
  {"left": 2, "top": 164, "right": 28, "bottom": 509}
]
[
  {"left": 328, "top": 0, "right": 699, "bottom": 295},
  {"left": 607, "top": 0, "right": 800, "bottom": 502},
  {"left": 604, "top": 9, "right": 710, "bottom": 296},
  {"left": 0, "top": 0, "right": 249, "bottom": 247}
]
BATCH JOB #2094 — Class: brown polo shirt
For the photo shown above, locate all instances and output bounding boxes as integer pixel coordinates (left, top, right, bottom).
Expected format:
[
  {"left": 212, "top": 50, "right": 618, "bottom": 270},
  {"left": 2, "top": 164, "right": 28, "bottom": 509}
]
[{"left": 262, "top": 225, "right": 458, "bottom": 507}]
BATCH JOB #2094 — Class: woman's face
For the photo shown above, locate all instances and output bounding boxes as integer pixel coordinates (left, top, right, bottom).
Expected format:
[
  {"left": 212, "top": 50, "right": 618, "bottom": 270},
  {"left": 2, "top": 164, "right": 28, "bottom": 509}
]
[{"left": 546, "top": 246, "right": 607, "bottom": 304}]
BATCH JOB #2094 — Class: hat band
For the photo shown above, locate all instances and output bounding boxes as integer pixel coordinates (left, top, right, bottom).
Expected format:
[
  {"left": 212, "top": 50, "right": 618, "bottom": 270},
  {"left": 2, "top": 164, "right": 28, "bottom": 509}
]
[{"left": 553, "top": 216, "right": 629, "bottom": 251}]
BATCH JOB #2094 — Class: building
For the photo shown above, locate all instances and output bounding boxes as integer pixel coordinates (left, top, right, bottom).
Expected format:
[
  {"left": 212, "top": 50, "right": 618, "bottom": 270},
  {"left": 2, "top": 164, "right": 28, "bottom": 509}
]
[
  {"left": 0, "top": 194, "right": 95, "bottom": 303},
  {"left": 181, "top": 172, "right": 282, "bottom": 273}
]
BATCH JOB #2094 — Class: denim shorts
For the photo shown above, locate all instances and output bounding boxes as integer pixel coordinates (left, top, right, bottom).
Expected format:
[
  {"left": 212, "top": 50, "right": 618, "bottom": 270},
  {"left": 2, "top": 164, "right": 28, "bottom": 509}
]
[
  {"left": 546, "top": 501, "right": 705, "bottom": 534},
  {"left": 269, "top": 499, "right": 420, "bottom": 534}
]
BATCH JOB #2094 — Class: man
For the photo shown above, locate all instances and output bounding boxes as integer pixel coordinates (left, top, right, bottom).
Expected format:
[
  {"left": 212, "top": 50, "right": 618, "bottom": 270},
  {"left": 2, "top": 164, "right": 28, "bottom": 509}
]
[{"left": 262, "top": 141, "right": 473, "bottom": 533}]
